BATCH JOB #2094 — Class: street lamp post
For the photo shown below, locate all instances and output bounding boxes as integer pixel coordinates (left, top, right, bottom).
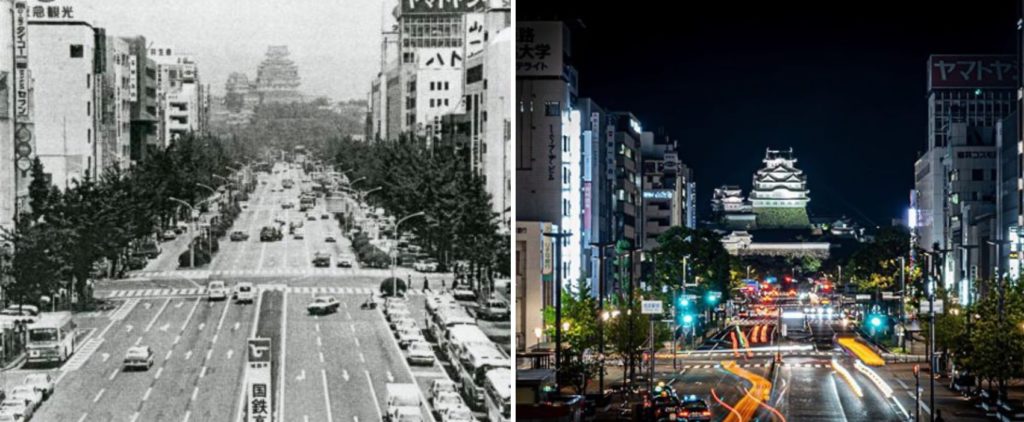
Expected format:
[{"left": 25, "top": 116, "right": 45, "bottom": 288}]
[
  {"left": 391, "top": 212, "right": 426, "bottom": 299},
  {"left": 544, "top": 229, "right": 572, "bottom": 390},
  {"left": 590, "top": 240, "right": 615, "bottom": 394},
  {"left": 169, "top": 197, "right": 197, "bottom": 268}
]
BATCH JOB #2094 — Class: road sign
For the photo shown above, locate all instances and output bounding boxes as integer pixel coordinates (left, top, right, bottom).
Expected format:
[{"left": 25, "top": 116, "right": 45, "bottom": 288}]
[
  {"left": 709, "top": 291, "right": 723, "bottom": 300},
  {"left": 246, "top": 338, "right": 272, "bottom": 422},
  {"left": 641, "top": 300, "right": 663, "bottom": 315},
  {"left": 855, "top": 294, "right": 871, "bottom": 302},
  {"left": 919, "top": 300, "right": 944, "bottom": 314}
]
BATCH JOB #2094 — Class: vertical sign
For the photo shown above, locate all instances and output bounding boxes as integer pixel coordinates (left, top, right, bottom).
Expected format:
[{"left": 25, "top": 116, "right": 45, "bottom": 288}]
[
  {"left": 13, "top": 1, "right": 33, "bottom": 205},
  {"left": 1011, "top": 226, "right": 1022, "bottom": 282},
  {"left": 129, "top": 56, "right": 138, "bottom": 101},
  {"left": 464, "top": 13, "right": 485, "bottom": 58},
  {"left": 246, "top": 338, "right": 272, "bottom": 422},
  {"left": 541, "top": 222, "right": 553, "bottom": 283}
]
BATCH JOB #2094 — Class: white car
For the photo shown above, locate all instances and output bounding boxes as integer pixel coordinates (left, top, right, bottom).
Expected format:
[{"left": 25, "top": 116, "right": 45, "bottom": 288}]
[
  {"left": 208, "top": 281, "right": 229, "bottom": 301},
  {"left": 234, "top": 282, "right": 256, "bottom": 304},
  {"left": 0, "top": 413, "right": 19, "bottom": 422},
  {"left": 397, "top": 328, "right": 425, "bottom": 349},
  {"left": 23, "top": 373, "right": 53, "bottom": 398},
  {"left": 8, "top": 386, "right": 41, "bottom": 411},
  {"left": 431, "top": 391, "right": 463, "bottom": 414},
  {"left": 413, "top": 260, "right": 439, "bottom": 272},
  {"left": 452, "top": 288, "right": 476, "bottom": 301},
  {"left": 391, "top": 317, "right": 417, "bottom": 334},
  {"left": 406, "top": 341, "right": 435, "bottom": 366},
  {"left": 429, "top": 379, "right": 458, "bottom": 403},
  {"left": 123, "top": 346, "right": 154, "bottom": 370},
  {"left": 387, "top": 307, "right": 412, "bottom": 324},
  {"left": 388, "top": 406, "right": 423, "bottom": 422},
  {"left": 0, "top": 400, "right": 30, "bottom": 422},
  {"left": 439, "top": 405, "right": 474, "bottom": 422}
]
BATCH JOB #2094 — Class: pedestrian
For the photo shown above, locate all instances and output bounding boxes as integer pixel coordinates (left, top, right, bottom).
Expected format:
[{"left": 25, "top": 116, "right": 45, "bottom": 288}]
[
  {"left": 935, "top": 410, "right": 944, "bottom": 422},
  {"left": 441, "top": 278, "right": 446, "bottom": 289},
  {"left": 423, "top": 277, "right": 430, "bottom": 292}
]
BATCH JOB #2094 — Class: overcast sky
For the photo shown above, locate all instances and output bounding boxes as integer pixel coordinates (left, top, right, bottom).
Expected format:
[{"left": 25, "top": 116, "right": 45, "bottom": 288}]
[{"left": 79, "top": 0, "right": 393, "bottom": 101}]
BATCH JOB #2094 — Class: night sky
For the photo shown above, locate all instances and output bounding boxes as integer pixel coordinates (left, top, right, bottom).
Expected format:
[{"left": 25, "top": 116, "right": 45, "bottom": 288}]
[{"left": 521, "top": 1, "right": 1018, "bottom": 227}]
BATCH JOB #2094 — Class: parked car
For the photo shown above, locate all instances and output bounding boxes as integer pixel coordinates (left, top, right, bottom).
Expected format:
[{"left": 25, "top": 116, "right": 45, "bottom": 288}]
[
  {"left": 438, "top": 405, "right": 474, "bottom": 422},
  {"left": 321, "top": 214, "right": 330, "bottom": 220},
  {"left": 160, "top": 229, "right": 177, "bottom": 241},
  {"left": 336, "top": 258, "right": 352, "bottom": 268},
  {"left": 7, "top": 385, "right": 40, "bottom": 411},
  {"left": 281, "top": 202, "right": 295, "bottom": 209},
  {"left": 230, "top": 231, "right": 249, "bottom": 241},
  {"left": 306, "top": 214, "right": 316, "bottom": 221},
  {"left": 412, "top": 260, "right": 438, "bottom": 272},
  {"left": 307, "top": 296, "right": 340, "bottom": 315},
  {"left": 0, "top": 399, "right": 30, "bottom": 422},
  {"left": 325, "top": 236, "right": 336, "bottom": 243},
  {"left": 452, "top": 288, "right": 477, "bottom": 301},
  {"left": 430, "top": 380, "right": 458, "bottom": 405},
  {"left": 478, "top": 298, "right": 510, "bottom": 320},
  {"left": 396, "top": 327, "right": 425, "bottom": 349},
  {"left": 22, "top": 374, "right": 53, "bottom": 399}
]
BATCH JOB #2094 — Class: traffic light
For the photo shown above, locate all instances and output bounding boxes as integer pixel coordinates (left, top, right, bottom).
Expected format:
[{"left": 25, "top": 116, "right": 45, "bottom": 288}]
[
  {"left": 706, "top": 291, "right": 719, "bottom": 305},
  {"left": 682, "top": 314, "right": 694, "bottom": 326}
]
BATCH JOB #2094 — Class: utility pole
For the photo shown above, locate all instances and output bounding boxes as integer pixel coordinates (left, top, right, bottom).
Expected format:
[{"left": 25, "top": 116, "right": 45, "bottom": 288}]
[
  {"left": 591, "top": 241, "right": 615, "bottom": 394},
  {"left": 544, "top": 229, "right": 572, "bottom": 390},
  {"left": 988, "top": 238, "right": 1010, "bottom": 402}
]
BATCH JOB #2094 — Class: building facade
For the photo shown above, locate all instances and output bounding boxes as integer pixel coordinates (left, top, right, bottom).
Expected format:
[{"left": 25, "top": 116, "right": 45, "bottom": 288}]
[
  {"left": 641, "top": 132, "right": 696, "bottom": 250},
  {"left": 749, "top": 148, "right": 810, "bottom": 228},
  {"left": 149, "top": 46, "right": 205, "bottom": 147},
  {"left": 123, "top": 36, "right": 159, "bottom": 163},
  {"left": 255, "top": 46, "right": 302, "bottom": 104},
  {"left": 515, "top": 221, "right": 557, "bottom": 352}
]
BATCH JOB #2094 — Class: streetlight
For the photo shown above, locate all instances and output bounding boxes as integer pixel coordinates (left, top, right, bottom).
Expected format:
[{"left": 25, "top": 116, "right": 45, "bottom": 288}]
[
  {"left": 349, "top": 176, "right": 366, "bottom": 188},
  {"left": 390, "top": 212, "right": 426, "bottom": 298}
]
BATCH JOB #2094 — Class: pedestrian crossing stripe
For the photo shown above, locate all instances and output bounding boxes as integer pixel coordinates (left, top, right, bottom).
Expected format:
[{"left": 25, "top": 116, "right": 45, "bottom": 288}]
[
  {"left": 64, "top": 337, "right": 104, "bottom": 372},
  {"left": 129, "top": 267, "right": 445, "bottom": 279},
  {"left": 682, "top": 351, "right": 835, "bottom": 358},
  {"left": 97, "top": 286, "right": 437, "bottom": 299},
  {"left": 678, "top": 362, "right": 830, "bottom": 370}
]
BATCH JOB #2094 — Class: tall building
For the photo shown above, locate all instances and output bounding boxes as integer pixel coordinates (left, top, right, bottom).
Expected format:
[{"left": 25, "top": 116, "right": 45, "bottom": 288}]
[
  {"left": 255, "top": 46, "right": 302, "bottom": 104},
  {"left": 996, "top": 112, "right": 1017, "bottom": 281},
  {"left": 641, "top": 132, "right": 696, "bottom": 250},
  {"left": 607, "top": 112, "right": 644, "bottom": 293},
  {"left": 577, "top": 98, "right": 614, "bottom": 299},
  {"left": 914, "top": 55, "right": 1017, "bottom": 292},
  {"left": 99, "top": 34, "right": 133, "bottom": 170},
  {"left": 515, "top": 221, "right": 557, "bottom": 351},
  {"left": 463, "top": 5, "right": 511, "bottom": 231},
  {"left": 149, "top": 46, "right": 205, "bottom": 147},
  {"left": 224, "top": 72, "right": 258, "bottom": 113},
  {"left": 749, "top": 148, "right": 811, "bottom": 228},
  {"left": 0, "top": 0, "right": 17, "bottom": 229},
  {"left": 122, "top": 36, "right": 159, "bottom": 163},
  {"left": 28, "top": 9, "right": 100, "bottom": 188}
]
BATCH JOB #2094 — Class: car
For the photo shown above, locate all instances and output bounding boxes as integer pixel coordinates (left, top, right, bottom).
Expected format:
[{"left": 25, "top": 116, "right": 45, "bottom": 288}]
[
  {"left": 431, "top": 391, "right": 462, "bottom": 414},
  {"left": 22, "top": 374, "right": 53, "bottom": 398},
  {"left": 452, "top": 288, "right": 477, "bottom": 301},
  {"left": 438, "top": 405, "right": 474, "bottom": 422},
  {"left": 1, "top": 304, "right": 38, "bottom": 317},
  {"left": 386, "top": 307, "right": 411, "bottom": 324},
  {"left": 7, "top": 386, "right": 39, "bottom": 411},
  {"left": 208, "top": 281, "right": 229, "bottom": 301},
  {"left": 429, "top": 380, "right": 458, "bottom": 404},
  {"left": 391, "top": 317, "right": 417, "bottom": 334},
  {"left": 160, "top": 229, "right": 177, "bottom": 241},
  {"left": 307, "top": 296, "right": 340, "bottom": 315},
  {"left": 412, "top": 260, "right": 438, "bottom": 272},
  {"left": 321, "top": 214, "right": 330, "bottom": 220},
  {"left": 0, "top": 399, "right": 30, "bottom": 422},
  {"left": 234, "top": 282, "right": 256, "bottom": 304},
  {"left": 293, "top": 230, "right": 305, "bottom": 240},
  {"left": 677, "top": 396, "right": 712, "bottom": 421},
  {"left": 336, "top": 258, "right": 352, "bottom": 268},
  {"left": 306, "top": 214, "right": 316, "bottom": 221},
  {"left": 229, "top": 231, "right": 249, "bottom": 241},
  {"left": 0, "top": 412, "right": 19, "bottom": 422},
  {"left": 281, "top": 202, "right": 294, "bottom": 209},
  {"left": 312, "top": 252, "right": 331, "bottom": 267},
  {"left": 478, "top": 298, "right": 509, "bottom": 320},
  {"left": 325, "top": 236, "right": 336, "bottom": 243},
  {"left": 406, "top": 340, "right": 435, "bottom": 366},
  {"left": 387, "top": 406, "right": 422, "bottom": 422},
  {"left": 123, "top": 346, "right": 154, "bottom": 370},
  {"left": 396, "top": 327, "right": 425, "bottom": 349}
]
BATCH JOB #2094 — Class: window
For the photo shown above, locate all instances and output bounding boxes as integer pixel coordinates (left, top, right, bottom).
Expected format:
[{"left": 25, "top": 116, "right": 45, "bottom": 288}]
[
  {"left": 429, "top": 82, "right": 435, "bottom": 91},
  {"left": 991, "top": 169, "right": 997, "bottom": 181},
  {"left": 972, "top": 169, "right": 984, "bottom": 181},
  {"left": 70, "top": 44, "right": 83, "bottom": 58},
  {"left": 86, "top": 74, "right": 90, "bottom": 88},
  {"left": 444, "top": 82, "right": 449, "bottom": 90},
  {"left": 87, "top": 101, "right": 91, "bottom": 116},
  {"left": 444, "top": 98, "right": 449, "bottom": 106},
  {"left": 429, "top": 99, "right": 435, "bottom": 108},
  {"left": 545, "top": 101, "right": 560, "bottom": 117}
]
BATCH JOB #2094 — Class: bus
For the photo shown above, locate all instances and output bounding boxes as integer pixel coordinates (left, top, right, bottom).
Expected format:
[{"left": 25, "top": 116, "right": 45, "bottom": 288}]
[
  {"left": 484, "top": 367, "right": 511, "bottom": 422},
  {"left": 26, "top": 312, "right": 76, "bottom": 364},
  {"left": 442, "top": 324, "right": 493, "bottom": 363},
  {"left": 455, "top": 343, "right": 508, "bottom": 410},
  {"left": 428, "top": 306, "right": 475, "bottom": 349}
]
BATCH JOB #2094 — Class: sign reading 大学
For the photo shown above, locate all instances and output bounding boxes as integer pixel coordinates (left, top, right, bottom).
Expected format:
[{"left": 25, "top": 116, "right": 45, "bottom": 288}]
[
  {"left": 246, "top": 338, "right": 272, "bottom": 422},
  {"left": 517, "top": 22, "right": 562, "bottom": 77}
]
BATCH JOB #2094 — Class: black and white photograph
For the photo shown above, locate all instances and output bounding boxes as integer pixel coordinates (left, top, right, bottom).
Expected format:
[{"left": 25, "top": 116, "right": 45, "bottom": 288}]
[{"left": 0, "top": 0, "right": 512, "bottom": 421}]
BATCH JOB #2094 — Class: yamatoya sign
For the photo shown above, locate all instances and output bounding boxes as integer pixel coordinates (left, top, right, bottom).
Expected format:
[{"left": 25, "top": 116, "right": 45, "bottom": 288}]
[
  {"left": 928, "top": 55, "right": 1017, "bottom": 89},
  {"left": 401, "top": 0, "right": 486, "bottom": 14}
]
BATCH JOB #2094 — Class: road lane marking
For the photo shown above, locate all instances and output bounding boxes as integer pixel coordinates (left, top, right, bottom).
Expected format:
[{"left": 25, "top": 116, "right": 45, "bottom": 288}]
[
  {"left": 896, "top": 378, "right": 909, "bottom": 390},
  {"left": 145, "top": 299, "right": 171, "bottom": 332},
  {"left": 216, "top": 299, "right": 230, "bottom": 331},
  {"left": 135, "top": 336, "right": 143, "bottom": 345},
  {"left": 185, "top": 350, "right": 193, "bottom": 360},
  {"left": 315, "top": 323, "right": 320, "bottom": 333},
  {"left": 183, "top": 411, "right": 191, "bottom": 422},
  {"left": 365, "top": 370, "right": 383, "bottom": 421},
  {"left": 93, "top": 389, "right": 105, "bottom": 403},
  {"left": 192, "top": 386, "right": 199, "bottom": 402},
  {"left": 346, "top": 311, "right": 352, "bottom": 320},
  {"left": 131, "top": 412, "right": 140, "bottom": 422},
  {"left": 175, "top": 301, "right": 184, "bottom": 308},
  {"left": 200, "top": 366, "right": 207, "bottom": 378},
  {"left": 227, "top": 349, "right": 234, "bottom": 359},
  {"left": 126, "top": 324, "right": 134, "bottom": 333},
  {"left": 166, "top": 350, "right": 173, "bottom": 361},
  {"left": 182, "top": 298, "right": 201, "bottom": 332},
  {"left": 160, "top": 323, "right": 171, "bottom": 332},
  {"left": 354, "top": 337, "right": 360, "bottom": 348},
  {"left": 155, "top": 367, "right": 163, "bottom": 380},
  {"left": 206, "top": 349, "right": 213, "bottom": 361},
  {"left": 375, "top": 306, "right": 438, "bottom": 422},
  {"left": 386, "top": 371, "right": 394, "bottom": 382},
  {"left": 297, "top": 369, "right": 306, "bottom": 381},
  {"left": 321, "top": 369, "right": 334, "bottom": 422},
  {"left": 143, "top": 386, "right": 153, "bottom": 401},
  {"left": 317, "top": 336, "right": 322, "bottom": 347},
  {"left": 320, "top": 352, "right": 325, "bottom": 363},
  {"left": 343, "top": 369, "right": 349, "bottom": 381},
  {"left": 77, "top": 414, "right": 88, "bottom": 422},
  {"left": 102, "top": 353, "right": 110, "bottom": 362},
  {"left": 350, "top": 324, "right": 355, "bottom": 333},
  {"left": 198, "top": 323, "right": 206, "bottom": 331},
  {"left": 213, "top": 334, "right": 219, "bottom": 344},
  {"left": 359, "top": 352, "right": 365, "bottom": 363},
  {"left": 234, "top": 322, "right": 240, "bottom": 331}
]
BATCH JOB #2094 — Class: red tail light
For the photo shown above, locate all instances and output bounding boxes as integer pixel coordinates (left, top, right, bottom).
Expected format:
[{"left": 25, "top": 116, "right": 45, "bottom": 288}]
[{"left": 702, "top": 411, "right": 711, "bottom": 416}]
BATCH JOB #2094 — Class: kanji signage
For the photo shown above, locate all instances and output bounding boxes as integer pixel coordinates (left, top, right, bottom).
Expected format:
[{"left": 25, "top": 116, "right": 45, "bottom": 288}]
[
  {"left": 26, "top": 0, "right": 75, "bottom": 21},
  {"left": 928, "top": 55, "right": 1017, "bottom": 90},
  {"left": 401, "top": 0, "right": 485, "bottom": 14},
  {"left": 417, "top": 48, "right": 463, "bottom": 70},
  {"left": 517, "top": 22, "right": 562, "bottom": 77},
  {"left": 129, "top": 56, "right": 138, "bottom": 101},
  {"left": 246, "top": 338, "right": 272, "bottom": 422},
  {"left": 464, "top": 13, "right": 484, "bottom": 57}
]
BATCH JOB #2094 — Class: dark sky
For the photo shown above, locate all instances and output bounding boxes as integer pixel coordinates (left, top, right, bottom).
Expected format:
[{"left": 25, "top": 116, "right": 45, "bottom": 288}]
[{"left": 522, "top": 1, "right": 1019, "bottom": 227}]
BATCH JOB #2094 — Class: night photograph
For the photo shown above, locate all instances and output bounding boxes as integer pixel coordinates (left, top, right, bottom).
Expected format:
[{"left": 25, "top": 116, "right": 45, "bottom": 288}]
[{"left": 515, "top": 1, "right": 1024, "bottom": 421}]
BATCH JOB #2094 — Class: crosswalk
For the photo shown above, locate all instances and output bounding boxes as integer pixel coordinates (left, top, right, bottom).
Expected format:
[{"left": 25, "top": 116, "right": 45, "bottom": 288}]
[
  {"left": 64, "top": 337, "right": 104, "bottom": 372},
  {"left": 128, "top": 267, "right": 444, "bottom": 279},
  {"left": 679, "top": 362, "right": 833, "bottom": 370},
  {"left": 677, "top": 350, "right": 836, "bottom": 358},
  {"left": 98, "top": 286, "right": 438, "bottom": 299}
]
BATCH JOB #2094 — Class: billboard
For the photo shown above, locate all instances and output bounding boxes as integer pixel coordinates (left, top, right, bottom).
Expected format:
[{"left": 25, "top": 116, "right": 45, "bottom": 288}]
[
  {"left": 401, "top": 0, "right": 485, "bottom": 14},
  {"left": 928, "top": 55, "right": 1017, "bottom": 90},
  {"left": 246, "top": 338, "right": 272, "bottom": 422},
  {"left": 517, "top": 22, "right": 563, "bottom": 77},
  {"left": 25, "top": 1, "right": 81, "bottom": 22},
  {"left": 541, "top": 222, "right": 553, "bottom": 282},
  {"left": 464, "top": 13, "right": 485, "bottom": 58}
]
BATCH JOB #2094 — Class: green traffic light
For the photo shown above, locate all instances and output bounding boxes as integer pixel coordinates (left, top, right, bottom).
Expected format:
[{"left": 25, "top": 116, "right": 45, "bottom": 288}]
[
  {"left": 975, "top": 88, "right": 983, "bottom": 96},
  {"left": 870, "top": 316, "right": 881, "bottom": 327},
  {"left": 683, "top": 314, "right": 694, "bottom": 325}
]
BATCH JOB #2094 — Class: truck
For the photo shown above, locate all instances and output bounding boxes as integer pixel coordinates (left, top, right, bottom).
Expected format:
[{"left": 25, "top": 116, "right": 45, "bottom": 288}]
[{"left": 385, "top": 383, "right": 422, "bottom": 422}]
